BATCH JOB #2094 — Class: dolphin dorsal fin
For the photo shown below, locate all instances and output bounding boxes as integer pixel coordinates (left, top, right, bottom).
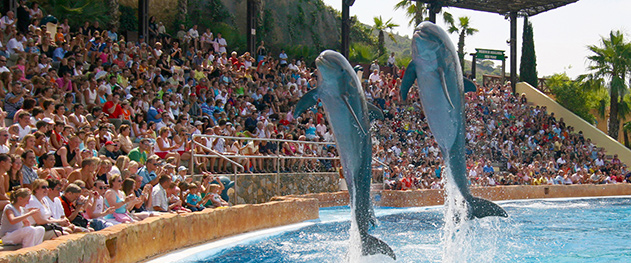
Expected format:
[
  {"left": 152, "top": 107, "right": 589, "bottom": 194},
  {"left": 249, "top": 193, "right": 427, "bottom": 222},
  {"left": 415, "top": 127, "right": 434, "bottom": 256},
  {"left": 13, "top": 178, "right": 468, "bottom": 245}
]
[
  {"left": 367, "top": 103, "right": 384, "bottom": 121},
  {"left": 439, "top": 68, "right": 455, "bottom": 109},
  {"left": 342, "top": 94, "right": 367, "bottom": 135},
  {"left": 293, "top": 88, "right": 319, "bottom": 119},
  {"left": 400, "top": 61, "right": 418, "bottom": 101}
]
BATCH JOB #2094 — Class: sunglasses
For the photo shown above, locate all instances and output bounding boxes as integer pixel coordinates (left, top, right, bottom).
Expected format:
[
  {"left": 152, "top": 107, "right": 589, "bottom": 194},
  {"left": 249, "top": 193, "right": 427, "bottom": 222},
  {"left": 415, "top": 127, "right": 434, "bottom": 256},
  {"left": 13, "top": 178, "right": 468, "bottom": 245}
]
[
  {"left": 40, "top": 186, "right": 49, "bottom": 189},
  {"left": 98, "top": 186, "right": 107, "bottom": 190}
]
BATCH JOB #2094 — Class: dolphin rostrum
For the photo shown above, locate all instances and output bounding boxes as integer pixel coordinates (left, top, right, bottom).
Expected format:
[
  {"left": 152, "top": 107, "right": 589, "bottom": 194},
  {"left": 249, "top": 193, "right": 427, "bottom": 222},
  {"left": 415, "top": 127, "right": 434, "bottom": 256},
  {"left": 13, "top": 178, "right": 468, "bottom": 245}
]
[
  {"left": 294, "top": 50, "right": 395, "bottom": 260},
  {"left": 400, "top": 22, "right": 507, "bottom": 219}
]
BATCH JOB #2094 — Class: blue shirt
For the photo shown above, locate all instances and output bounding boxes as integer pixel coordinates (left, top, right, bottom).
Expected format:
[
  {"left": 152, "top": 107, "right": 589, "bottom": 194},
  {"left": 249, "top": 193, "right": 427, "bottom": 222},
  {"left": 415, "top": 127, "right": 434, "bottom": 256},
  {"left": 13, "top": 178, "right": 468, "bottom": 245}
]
[
  {"left": 147, "top": 106, "right": 162, "bottom": 124},
  {"left": 137, "top": 166, "right": 157, "bottom": 188},
  {"left": 53, "top": 47, "right": 66, "bottom": 61}
]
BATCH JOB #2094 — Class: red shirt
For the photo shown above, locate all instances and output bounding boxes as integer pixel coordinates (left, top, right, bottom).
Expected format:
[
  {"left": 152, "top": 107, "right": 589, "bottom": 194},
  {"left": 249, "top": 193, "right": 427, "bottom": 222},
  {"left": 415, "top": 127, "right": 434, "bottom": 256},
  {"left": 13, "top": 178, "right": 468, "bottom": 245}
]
[
  {"left": 60, "top": 195, "right": 75, "bottom": 219},
  {"left": 103, "top": 101, "right": 122, "bottom": 119}
]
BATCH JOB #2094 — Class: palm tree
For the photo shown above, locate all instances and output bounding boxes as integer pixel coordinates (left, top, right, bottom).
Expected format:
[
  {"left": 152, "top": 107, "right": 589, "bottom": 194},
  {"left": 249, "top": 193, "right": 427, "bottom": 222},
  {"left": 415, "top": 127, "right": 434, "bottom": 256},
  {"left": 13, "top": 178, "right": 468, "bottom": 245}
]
[
  {"left": 177, "top": 0, "right": 188, "bottom": 24},
  {"left": 107, "top": 0, "right": 121, "bottom": 29},
  {"left": 623, "top": 121, "right": 631, "bottom": 148},
  {"left": 372, "top": 16, "right": 399, "bottom": 56},
  {"left": 581, "top": 30, "right": 631, "bottom": 140},
  {"left": 393, "top": 0, "right": 427, "bottom": 27},
  {"left": 444, "top": 14, "right": 478, "bottom": 72}
]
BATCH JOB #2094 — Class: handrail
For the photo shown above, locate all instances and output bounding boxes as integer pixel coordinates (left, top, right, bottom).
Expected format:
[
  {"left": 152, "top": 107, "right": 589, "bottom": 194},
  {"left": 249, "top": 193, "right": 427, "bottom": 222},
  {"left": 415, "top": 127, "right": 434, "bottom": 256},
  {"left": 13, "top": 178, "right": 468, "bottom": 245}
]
[
  {"left": 191, "top": 139, "right": 245, "bottom": 171},
  {"left": 190, "top": 134, "right": 392, "bottom": 203}
]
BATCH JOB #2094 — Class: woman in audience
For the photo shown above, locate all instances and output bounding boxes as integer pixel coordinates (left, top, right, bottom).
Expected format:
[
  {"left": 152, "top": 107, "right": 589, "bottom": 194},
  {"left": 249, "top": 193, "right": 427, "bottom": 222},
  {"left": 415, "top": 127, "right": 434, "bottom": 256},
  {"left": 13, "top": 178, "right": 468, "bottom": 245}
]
[{"left": 0, "top": 188, "right": 45, "bottom": 248}]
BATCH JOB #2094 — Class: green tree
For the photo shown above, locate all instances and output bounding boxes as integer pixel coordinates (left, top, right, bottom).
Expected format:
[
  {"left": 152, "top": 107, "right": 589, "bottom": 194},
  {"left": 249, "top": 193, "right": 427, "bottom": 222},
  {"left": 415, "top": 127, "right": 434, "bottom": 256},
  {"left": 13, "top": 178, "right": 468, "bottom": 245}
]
[
  {"left": 40, "top": 0, "right": 110, "bottom": 29},
  {"left": 393, "top": 0, "right": 427, "bottom": 27},
  {"left": 372, "top": 16, "right": 399, "bottom": 56},
  {"left": 580, "top": 30, "right": 631, "bottom": 140},
  {"left": 548, "top": 73, "right": 601, "bottom": 124},
  {"left": 444, "top": 14, "right": 478, "bottom": 73},
  {"left": 520, "top": 16, "right": 538, "bottom": 88}
]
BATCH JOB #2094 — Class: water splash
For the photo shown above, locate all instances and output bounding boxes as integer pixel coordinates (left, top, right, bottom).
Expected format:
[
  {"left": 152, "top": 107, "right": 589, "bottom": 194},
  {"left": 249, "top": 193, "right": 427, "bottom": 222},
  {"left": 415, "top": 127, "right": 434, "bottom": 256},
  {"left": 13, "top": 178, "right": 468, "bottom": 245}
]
[
  {"left": 347, "top": 212, "right": 363, "bottom": 262},
  {"left": 440, "top": 167, "right": 506, "bottom": 263}
]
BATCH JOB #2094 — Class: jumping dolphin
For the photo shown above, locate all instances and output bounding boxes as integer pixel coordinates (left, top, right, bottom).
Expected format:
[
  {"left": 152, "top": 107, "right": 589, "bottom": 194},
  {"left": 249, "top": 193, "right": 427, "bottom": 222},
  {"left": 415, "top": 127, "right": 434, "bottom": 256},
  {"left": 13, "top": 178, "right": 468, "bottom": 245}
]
[
  {"left": 400, "top": 22, "right": 507, "bottom": 219},
  {"left": 294, "top": 50, "right": 395, "bottom": 260}
]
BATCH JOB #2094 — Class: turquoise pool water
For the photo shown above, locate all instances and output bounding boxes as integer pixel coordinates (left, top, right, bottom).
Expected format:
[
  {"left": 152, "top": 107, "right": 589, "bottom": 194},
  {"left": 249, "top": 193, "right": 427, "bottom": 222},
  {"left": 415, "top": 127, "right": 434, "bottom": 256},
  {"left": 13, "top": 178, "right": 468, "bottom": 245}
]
[{"left": 160, "top": 197, "right": 631, "bottom": 262}]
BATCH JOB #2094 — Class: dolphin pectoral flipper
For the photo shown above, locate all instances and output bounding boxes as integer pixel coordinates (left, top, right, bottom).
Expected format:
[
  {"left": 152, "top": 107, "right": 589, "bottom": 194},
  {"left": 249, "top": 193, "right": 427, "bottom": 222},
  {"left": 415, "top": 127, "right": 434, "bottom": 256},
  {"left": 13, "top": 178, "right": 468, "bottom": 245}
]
[
  {"left": 439, "top": 68, "right": 455, "bottom": 109},
  {"left": 361, "top": 232, "right": 396, "bottom": 260},
  {"left": 468, "top": 196, "right": 508, "bottom": 219},
  {"left": 294, "top": 88, "right": 319, "bottom": 118},
  {"left": 342, "top": 95, "right": 367, "bottom": 135},
  {"left": 367, "top": 103, "right": 384, "bottom": 121},
  {"left": 400, "top": 60, "right": 418, "bottom": 101},
  {"left": 463, "top": 77, "right": 477, "bottom": 93}
]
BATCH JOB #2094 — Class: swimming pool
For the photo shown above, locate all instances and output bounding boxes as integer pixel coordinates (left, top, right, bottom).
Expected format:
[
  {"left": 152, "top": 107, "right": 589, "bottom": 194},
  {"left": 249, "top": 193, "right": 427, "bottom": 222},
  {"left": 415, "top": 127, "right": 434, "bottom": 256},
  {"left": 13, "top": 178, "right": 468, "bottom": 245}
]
[{"left": 155, "top": 196, "right": 631, "bottom": 262}]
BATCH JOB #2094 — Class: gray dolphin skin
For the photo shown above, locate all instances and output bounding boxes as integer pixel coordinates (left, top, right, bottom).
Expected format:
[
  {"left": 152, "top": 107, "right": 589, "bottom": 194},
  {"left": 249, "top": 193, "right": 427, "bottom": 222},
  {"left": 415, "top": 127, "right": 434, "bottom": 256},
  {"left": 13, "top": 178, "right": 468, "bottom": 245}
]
[
  {"left": 400, "top": 22, "right": 508, "bottom": 219},
  {"left": 294, "top": 50, "right": 395, "bottom": 260}
]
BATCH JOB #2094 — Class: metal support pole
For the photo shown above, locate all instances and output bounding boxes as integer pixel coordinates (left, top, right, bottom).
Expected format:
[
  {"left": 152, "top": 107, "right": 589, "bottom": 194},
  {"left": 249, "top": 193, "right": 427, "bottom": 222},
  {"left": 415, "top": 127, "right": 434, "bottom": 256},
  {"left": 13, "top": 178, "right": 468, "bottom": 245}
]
[
  {"left": 509, "top": 11, "right": 517, "bottom": 94},
  {"left": 470, "top": 53, "right": 477, "bottom": 81},
  {"left": 138, "top": 0, "right": 149, "bottom": 40},
  {"left": 341, "top": 1, "right": 350, "bottom": 58},
  {"left": 428, "top": 2, "right": 440, "bottom": 23},
  {"left": 247, "top": 0, "right": 257, "bottom": 55}
]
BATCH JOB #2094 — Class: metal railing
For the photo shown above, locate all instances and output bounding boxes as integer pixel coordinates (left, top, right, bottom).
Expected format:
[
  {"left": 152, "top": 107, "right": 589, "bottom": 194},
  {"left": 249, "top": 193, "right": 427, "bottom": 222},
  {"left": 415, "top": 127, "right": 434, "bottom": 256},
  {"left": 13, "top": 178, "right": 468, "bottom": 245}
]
[
  {"left": 190, "top": 134, "right": 392, "bottom": 203},
  {"left": 191, "top": 134, "right": 341, "bottom": 204}
]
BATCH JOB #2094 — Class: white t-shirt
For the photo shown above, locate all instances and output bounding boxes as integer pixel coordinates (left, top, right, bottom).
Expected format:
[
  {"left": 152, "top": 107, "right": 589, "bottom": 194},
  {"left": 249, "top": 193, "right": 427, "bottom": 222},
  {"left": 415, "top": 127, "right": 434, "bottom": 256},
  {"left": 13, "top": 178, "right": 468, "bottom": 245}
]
[
  {"left": 45, "top": 196, "right": 65, "bottom": 220},
  {"left": 90, "top": 196, "right": 105, "bottom": 219},
  {"left": 217, "top": 38, "right": 227, "bottom": 54},
  {"left": 25, "top": 195, "right": 53, "bottom": 225},
  {"left": 7, "top": 38, "right": 24, "bottom": 57}
]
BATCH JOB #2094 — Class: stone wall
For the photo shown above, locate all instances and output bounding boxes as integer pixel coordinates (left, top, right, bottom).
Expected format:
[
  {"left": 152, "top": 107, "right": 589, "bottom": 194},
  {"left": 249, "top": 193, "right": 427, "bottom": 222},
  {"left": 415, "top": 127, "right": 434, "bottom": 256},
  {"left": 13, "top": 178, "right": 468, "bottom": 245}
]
[
  {"left": 0, "top": 198, "right": 319, "bottom": 263},
  {"left": 230, "top": 172, "right": 339, "bottom": 204}
]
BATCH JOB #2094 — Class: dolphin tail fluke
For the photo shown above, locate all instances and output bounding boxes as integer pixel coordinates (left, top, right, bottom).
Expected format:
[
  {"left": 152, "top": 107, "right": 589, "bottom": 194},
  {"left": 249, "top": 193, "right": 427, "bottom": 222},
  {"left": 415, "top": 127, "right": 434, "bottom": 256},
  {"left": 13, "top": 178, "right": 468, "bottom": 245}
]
[
  {"left": 361, "top": 232, "right": 396, "bottom": 260},
  {"left": 400, "top": 60, "right": 417, "bottom": 101},
  {"left": 468, "top": 196, "right": 508, "bottom": 219},
  {"left": 294, "top": 88, "right": 319, "bottom": 119}
]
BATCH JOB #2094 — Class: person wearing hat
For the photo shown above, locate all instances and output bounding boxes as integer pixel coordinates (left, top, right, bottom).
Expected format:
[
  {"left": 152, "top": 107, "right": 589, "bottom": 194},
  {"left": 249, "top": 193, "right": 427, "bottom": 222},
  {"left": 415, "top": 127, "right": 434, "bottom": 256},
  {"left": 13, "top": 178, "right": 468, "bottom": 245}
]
[
  {"left": 174, "top": 166, "right": 188, "bottom": 182},
  {"left": 99, "top": 141, "right": 119, "bottom": 163}
]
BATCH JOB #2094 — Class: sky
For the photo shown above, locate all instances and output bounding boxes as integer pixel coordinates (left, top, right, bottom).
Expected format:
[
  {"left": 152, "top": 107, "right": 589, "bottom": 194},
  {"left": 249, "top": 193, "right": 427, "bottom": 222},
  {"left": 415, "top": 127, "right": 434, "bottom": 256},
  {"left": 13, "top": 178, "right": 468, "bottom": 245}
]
[{"left": 320, "top": 0, "right": 631, "bottom": 78}]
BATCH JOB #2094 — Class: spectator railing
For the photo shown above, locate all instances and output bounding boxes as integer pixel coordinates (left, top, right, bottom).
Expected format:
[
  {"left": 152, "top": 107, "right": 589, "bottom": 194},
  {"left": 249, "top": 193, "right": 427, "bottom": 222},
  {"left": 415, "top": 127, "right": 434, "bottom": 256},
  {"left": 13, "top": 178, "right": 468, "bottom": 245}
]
[{"left": 191, "top": 134, "right": 341, "bottom": 204}]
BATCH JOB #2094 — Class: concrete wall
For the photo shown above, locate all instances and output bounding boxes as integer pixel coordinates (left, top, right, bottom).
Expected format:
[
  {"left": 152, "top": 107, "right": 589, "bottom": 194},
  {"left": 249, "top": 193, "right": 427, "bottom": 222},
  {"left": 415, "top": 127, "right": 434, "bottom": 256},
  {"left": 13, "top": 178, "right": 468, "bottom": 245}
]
[
  {"left": 0, "top": 198, "right": 319, "bottom": 263},
  {"left": 3, "top": 184, "right": 631, "bottom": 262},
  {"left": 375, "top": 184, "right": 631, "bottom": 207},
  {"left": 516, "top": 82, "right": 631, "bottom": 165}
]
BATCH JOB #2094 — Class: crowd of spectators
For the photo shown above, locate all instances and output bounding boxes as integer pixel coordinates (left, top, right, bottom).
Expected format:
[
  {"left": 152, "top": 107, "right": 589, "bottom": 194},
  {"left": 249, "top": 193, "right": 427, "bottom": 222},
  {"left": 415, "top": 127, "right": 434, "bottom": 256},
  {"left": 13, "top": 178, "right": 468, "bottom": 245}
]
[
  {"left": 0, "top": 1, "right": 629, "bottom": 249},
  {"left": 377, "top": 82, "right": 631, "bottom": 190}
]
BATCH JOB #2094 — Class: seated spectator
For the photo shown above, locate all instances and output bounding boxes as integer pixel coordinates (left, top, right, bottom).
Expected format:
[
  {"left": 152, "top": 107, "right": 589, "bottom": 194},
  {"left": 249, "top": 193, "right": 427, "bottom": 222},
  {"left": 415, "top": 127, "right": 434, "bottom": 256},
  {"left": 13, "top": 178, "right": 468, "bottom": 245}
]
[
  {"left": 25, "top": 179, "right": 69, "bottom": 238},
  {"left": 0, "top": 188, "right": 45, "bottom": 248},
  {"left": 103, "top": 174, "right": 139, "bottom": 224},
  {"left": 59, "top": 183, "right": 93, "bottom": 232},
  {"left": 85, "top": 180, "right": 116, "bottom": 226},
  {"left": 151, "top": 175, "right": 174, "bottom": 212}
]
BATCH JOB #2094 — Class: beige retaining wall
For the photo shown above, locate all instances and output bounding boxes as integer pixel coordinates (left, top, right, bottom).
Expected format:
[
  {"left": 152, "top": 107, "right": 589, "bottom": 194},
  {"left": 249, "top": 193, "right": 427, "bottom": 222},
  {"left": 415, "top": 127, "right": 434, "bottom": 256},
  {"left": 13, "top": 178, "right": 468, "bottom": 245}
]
[
  {"left": 2, "top": 184, "right": 631, "bottom": 262},
  {"left": 0, "top": 198, "right": 319, "bottom": 263}
]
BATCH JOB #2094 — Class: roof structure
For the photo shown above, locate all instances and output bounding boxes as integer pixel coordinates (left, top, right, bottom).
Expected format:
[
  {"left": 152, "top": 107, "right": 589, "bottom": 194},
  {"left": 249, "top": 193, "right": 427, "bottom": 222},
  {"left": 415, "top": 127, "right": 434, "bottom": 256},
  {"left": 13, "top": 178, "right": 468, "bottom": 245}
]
[{"left": 417, "top": 0, "right": 579, "bottom": 16}]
